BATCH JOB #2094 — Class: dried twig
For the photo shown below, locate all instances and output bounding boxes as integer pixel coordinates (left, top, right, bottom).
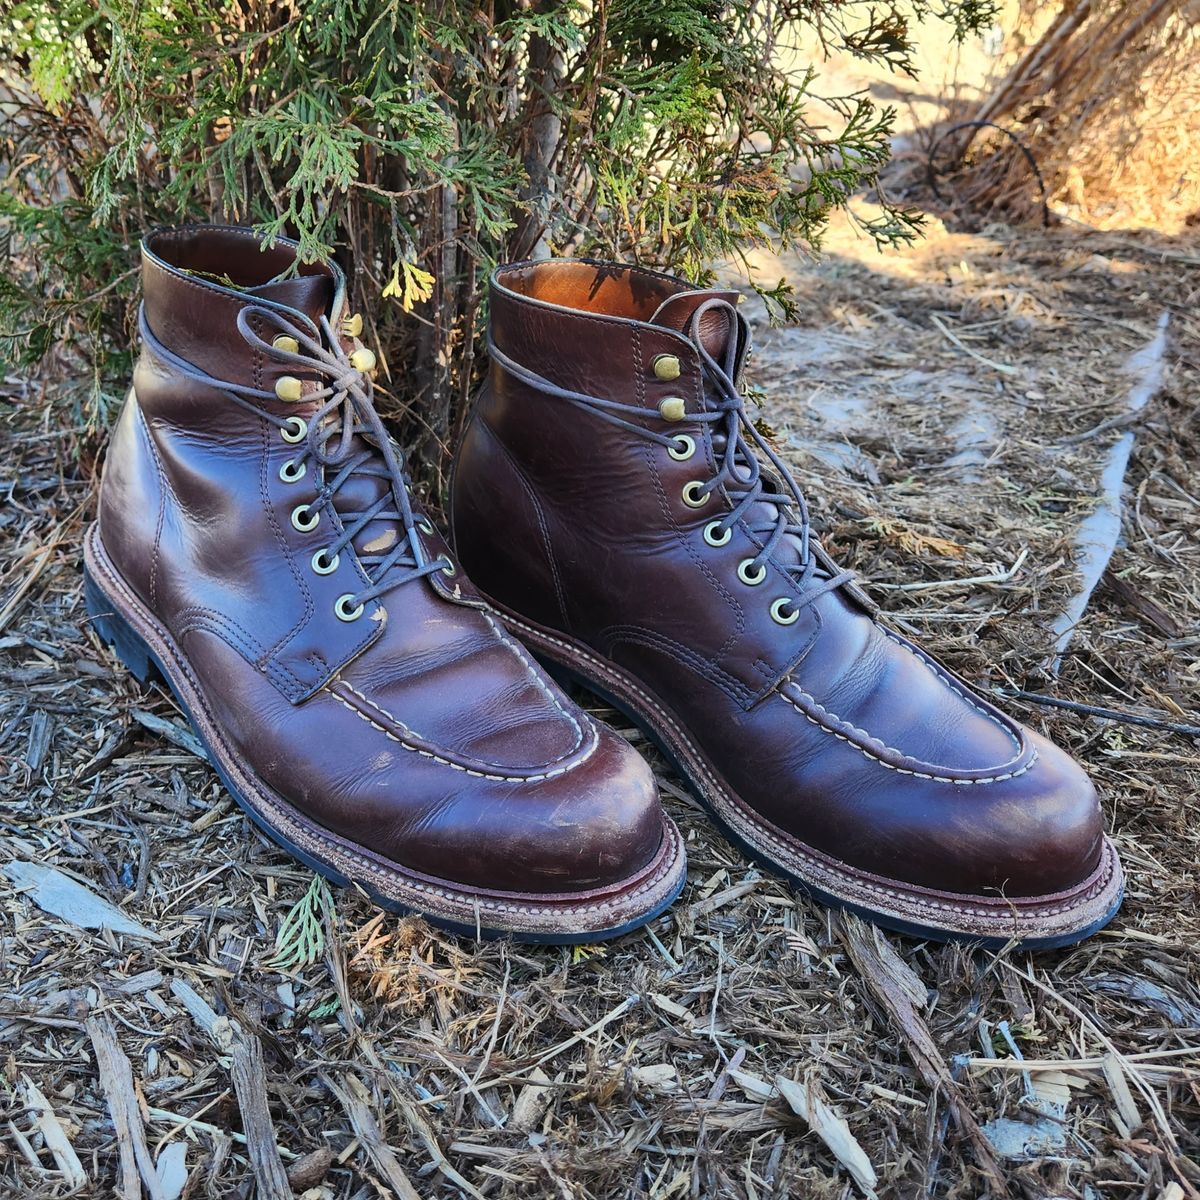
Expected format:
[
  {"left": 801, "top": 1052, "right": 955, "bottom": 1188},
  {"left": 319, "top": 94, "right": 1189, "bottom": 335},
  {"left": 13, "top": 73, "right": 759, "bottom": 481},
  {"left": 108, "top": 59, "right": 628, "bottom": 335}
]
[{"left": 169, "top": 980, "right": 292, "bottom": 1200}]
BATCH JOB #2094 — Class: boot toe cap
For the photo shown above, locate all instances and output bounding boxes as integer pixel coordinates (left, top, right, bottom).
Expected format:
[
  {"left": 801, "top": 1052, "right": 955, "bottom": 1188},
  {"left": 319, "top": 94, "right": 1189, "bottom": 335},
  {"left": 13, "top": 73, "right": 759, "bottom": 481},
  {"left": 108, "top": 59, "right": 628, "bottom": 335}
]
[{"left": 375, "top": 722, "right": 667, "bottom": 896}]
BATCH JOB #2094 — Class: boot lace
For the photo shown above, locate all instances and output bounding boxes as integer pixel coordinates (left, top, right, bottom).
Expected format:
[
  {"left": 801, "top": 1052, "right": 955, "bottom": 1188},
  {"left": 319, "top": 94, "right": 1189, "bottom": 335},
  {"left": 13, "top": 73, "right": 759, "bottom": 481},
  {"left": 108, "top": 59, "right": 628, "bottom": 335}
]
[
  {"left": 487, "top": 296, "right": 855, "bottom": 616},
  {"left": 139, "top": 301, "right": 449, "bottom": 612}
]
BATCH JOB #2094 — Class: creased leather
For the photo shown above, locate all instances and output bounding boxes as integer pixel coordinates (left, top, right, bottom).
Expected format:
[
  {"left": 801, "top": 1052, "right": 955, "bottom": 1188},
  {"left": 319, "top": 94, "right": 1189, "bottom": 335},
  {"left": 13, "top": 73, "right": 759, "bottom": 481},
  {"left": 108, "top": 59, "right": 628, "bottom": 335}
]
[{"left": 451, "top": 258, "right": 1116, "bottom": 900}]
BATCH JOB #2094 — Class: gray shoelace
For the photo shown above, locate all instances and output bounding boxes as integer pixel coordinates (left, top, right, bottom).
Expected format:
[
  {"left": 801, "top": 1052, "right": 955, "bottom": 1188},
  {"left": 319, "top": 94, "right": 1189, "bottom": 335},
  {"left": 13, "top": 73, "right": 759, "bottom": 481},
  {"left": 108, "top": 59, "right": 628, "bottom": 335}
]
[
  {"left": 487, "top": 296, "right": 855, "bottom": 616},
  {"left": 139, "top": 302, "right": 450, "bottom": 610}
]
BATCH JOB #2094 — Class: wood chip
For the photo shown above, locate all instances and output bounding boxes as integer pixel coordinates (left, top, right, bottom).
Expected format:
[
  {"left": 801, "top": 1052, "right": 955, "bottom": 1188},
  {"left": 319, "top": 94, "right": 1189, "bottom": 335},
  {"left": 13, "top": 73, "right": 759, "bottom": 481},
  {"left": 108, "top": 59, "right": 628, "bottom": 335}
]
[
  {"left": 775, "top": 1074, "right": 878, "bottom": 1198},
  {"left": 510, "top": 1066, "right": 553, "bottom": 1132},
  {"left": 86, "top": 1013, "right": 167, "bottom": 1200},
  {"left": 21, "top": 1074, "right": 86, "bottom": 1189},
  {"left": 4, "top": 861, "right": 160, "bottom": 941}
]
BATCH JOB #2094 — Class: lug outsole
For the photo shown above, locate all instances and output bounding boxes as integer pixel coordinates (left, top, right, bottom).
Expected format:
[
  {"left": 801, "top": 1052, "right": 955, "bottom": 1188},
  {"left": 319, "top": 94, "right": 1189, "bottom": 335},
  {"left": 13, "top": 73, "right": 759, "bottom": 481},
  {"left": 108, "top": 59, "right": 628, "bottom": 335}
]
[
  {"left": 82, "top": 534, "right": 686, "bottom": 945},
  {"left": 488, "top": 604, "right": 1125, "bottom": 951}
]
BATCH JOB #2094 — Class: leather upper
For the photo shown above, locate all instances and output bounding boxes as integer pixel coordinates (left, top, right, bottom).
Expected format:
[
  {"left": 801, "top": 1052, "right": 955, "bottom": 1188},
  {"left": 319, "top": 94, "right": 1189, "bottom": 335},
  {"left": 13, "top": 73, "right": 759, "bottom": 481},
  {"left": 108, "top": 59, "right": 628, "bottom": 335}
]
[
  {"left": 451, "top": 259, "right": 1108, "bottom": 900},
  {"left": 97, "top": 230, "right": 665, "bottom": 894}
]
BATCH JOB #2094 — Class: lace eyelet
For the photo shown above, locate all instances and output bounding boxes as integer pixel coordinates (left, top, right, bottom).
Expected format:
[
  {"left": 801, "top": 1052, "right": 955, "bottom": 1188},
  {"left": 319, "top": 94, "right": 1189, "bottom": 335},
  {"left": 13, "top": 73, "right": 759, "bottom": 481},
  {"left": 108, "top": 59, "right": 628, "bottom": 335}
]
[
  {"left": 770, "top": 597, "right": 800, "bottom": 625},
  {"left": 737, "top": 558, "right": 767, "bottom": 586},
  {"left": 652, "top": 354, "right": 681, "bottom": 382},
  {"left": 311, "top": 548, "right": 339, "bottom": 576},
  {"left": 703, "top": 521, "right": 732, "bottom": 547},
  {"left": 335, "top": 594, "right": 364, "bottom": 622},
  {"left": 281, "top": 416, "right": 307, "bottom": 444},
  {"left": 667, "top": 434, "right": 695, "bottom": 462},
  {"left": 291, "top": 504, "right": 319, "bottom": 532},
  {"left": 439, "top": 559, "right": 457, "bottom": 577},
  {"left": 416, "top": 517, "right": 434, "bottom": 535},
  {"left": 681, "top": 481, "right": 710, "bottom": 509},
  {"left": 279, "top": 458, "right": 306, "bottom": 483}
]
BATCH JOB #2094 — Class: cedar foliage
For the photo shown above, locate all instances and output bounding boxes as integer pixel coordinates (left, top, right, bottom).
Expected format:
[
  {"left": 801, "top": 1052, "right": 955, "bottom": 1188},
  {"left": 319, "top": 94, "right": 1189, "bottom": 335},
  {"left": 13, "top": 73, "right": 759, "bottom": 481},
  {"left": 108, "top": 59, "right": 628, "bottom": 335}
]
[{"left": 1, "top": 0, "right": 994, "bottom": 481}]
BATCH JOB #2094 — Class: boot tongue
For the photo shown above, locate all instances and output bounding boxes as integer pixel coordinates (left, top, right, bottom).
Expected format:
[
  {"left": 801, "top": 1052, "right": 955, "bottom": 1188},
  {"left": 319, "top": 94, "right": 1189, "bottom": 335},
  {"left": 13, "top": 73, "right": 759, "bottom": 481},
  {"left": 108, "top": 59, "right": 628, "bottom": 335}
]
[
  {"left": 650, "top": 288, "right": 742, "bottom": 358},
  {"left": 247, "top": 273, "right": 334, "bottom": 325}
]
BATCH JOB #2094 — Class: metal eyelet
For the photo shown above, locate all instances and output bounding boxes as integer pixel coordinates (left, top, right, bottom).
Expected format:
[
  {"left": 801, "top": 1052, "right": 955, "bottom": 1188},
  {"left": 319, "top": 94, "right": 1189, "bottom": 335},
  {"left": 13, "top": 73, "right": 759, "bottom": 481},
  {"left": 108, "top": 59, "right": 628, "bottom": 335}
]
[
  {"left": 311, "top": 548, "right": 339, "bottom": 576},
  {"left": 291, "top": 504, "right": 319, "bottom": 532},
  {"left": 681, "top": 481, "right": 710, "bottom": 508},
  {"left": 667, "top": 435, "right": 695, "bottom": 462},
  {"left": 416, "top": 517, "right": 434, "bottom": 535},
  {"left": 703, "top": 521, "right": 732, "bottom": 547},
  {"left": 439, "top": 559, "right": 456, "bottom": 577},
  {"left": 281, "top": 416, "right": 308, "bottom": 444},
  {"left": 737, "top": 558, "right": 767, "bottom": 586},
  {"left": 335, "top": 594, "right": 364, "bottom": 622},
  {"left": 770, "top": 597, "right": 800, "bottom": 625},
  {"left": 279, "top": 458, "right": 306, "bottom": 483}
]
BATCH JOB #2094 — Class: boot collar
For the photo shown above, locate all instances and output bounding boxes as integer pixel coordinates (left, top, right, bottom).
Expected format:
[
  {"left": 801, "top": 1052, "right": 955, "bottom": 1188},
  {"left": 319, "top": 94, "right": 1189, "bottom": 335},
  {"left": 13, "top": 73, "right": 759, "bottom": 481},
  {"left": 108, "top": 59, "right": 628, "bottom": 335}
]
[{"left": 141, "top": 224, "right": 345, "bottom": 387}]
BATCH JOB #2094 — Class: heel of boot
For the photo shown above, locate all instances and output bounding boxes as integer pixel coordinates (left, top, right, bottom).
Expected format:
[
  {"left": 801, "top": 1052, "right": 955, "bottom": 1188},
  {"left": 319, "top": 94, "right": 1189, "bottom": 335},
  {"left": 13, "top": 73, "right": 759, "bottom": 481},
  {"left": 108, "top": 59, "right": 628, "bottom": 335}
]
[{"left": 83, "top": 568, "right": 158, "bottom": 684}]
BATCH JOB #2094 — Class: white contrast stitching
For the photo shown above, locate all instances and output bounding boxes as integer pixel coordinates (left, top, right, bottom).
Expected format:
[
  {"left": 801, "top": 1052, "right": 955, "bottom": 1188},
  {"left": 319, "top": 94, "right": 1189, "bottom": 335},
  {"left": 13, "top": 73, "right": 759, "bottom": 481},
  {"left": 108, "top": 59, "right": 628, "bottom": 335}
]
[
  {"left": 778, "top": 689, "right": 1037, "bottom": 785},
  {"left": 330, "top": 688, "right": 599, "bottom": 781},
  {"left": 493, "top": 610, "right": 1112, "bottom": 924}
]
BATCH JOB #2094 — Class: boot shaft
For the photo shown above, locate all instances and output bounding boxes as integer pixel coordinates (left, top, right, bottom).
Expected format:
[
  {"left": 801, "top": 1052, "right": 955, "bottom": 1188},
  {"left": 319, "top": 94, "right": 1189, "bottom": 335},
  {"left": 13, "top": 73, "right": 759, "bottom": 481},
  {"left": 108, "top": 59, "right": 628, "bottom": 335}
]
[
  {"left": 98, "top": 226, "right": 446, "bottom": 701},
  {"left": 452, "top": 259, "right": 844, "bottom": 705}
]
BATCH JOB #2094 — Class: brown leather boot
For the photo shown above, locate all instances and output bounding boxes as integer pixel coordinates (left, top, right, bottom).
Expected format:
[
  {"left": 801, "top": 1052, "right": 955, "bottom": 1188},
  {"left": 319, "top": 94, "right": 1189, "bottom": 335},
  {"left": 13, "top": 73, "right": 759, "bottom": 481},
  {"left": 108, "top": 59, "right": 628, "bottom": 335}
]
[
  {"left": 450, "top": 259, "right": 1124, "bottom": 947},
  {"left": 84, "top": 228, "right": 685, "bottom": 941}
]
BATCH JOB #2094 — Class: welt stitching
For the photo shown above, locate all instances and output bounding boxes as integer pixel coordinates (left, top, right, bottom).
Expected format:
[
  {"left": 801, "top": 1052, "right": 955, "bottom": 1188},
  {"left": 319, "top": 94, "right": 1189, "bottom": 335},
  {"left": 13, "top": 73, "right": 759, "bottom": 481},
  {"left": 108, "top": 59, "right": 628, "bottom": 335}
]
[{"left": 497, "top": 611, "right": 1112, "bottom": 921}]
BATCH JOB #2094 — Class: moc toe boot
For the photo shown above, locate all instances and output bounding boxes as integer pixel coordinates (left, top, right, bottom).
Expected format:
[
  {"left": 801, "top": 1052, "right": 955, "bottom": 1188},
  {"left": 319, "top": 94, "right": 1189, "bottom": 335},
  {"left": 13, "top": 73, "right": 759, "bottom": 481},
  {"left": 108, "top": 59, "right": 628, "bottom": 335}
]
[
  {"left": 449, "top": 259, "right": 1125, "bottom": 948},
  {"left": 84, "top": 228, "right": 685, "bottom": 941}
]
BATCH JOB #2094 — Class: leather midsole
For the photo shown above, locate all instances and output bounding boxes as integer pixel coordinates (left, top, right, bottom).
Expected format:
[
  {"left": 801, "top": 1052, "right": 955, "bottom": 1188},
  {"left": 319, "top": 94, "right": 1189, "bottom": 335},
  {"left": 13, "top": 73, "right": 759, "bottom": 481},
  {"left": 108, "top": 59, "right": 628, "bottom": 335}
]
[
  {"left": 83, "top": 526, "right": 686, "bottom": 934},
  {"left": 483, "top": 597, "right": 1124, "bottom": 940}
]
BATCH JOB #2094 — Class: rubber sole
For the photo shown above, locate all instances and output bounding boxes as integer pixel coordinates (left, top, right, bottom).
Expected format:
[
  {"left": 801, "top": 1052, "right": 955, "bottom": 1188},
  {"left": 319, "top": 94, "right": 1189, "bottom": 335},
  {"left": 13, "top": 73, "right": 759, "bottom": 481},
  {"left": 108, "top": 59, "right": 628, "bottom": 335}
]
[
  {"left": 483, "top": 602, "right": 1125, "bottom": 950},
  {"left": 82, "top": 528, "right": 686, "bottom": 944}
]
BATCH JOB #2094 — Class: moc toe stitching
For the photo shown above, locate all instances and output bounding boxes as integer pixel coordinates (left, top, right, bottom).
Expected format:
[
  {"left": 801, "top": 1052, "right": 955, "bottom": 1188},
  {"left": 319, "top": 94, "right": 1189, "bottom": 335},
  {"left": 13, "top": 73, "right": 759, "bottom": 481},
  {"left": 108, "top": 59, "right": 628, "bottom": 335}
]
[
  {"left": 328, "top": 682, "right": 601, "bottom": 781},
  {"left": 778, "top": 683, "right": 1036, "bottom": 784}
]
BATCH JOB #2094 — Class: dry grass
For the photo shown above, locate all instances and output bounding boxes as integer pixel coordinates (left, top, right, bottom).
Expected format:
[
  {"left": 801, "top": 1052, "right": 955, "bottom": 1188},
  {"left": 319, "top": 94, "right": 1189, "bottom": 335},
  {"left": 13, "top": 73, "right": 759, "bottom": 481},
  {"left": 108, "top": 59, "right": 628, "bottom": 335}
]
[{"left": 2, "top": 214, "right": 1199, "bottom": 1198}]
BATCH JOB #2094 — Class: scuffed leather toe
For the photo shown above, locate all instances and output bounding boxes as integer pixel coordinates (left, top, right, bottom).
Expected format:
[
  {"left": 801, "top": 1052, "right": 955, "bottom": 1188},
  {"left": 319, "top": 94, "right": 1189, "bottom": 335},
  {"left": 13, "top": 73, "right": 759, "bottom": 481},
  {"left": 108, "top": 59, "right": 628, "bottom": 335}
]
[{"left": 366, "top": 722, "right": 666, "bottom": 895}]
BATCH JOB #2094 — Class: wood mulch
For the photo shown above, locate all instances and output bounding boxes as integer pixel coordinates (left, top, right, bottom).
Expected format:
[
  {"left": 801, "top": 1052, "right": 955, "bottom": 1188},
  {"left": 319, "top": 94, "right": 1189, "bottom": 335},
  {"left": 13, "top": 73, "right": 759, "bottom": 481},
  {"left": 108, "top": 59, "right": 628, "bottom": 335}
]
[{"left": 2, "top": 215, "right": 1198, "bottom": 1198}]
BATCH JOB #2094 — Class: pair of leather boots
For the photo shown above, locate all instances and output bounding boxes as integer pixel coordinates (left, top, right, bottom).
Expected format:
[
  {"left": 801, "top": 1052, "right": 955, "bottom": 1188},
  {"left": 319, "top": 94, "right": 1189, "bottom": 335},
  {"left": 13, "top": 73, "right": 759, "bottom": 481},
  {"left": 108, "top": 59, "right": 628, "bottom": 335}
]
[{"left": 85, "top": 225, "right": 1124, "bottom": 946}]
